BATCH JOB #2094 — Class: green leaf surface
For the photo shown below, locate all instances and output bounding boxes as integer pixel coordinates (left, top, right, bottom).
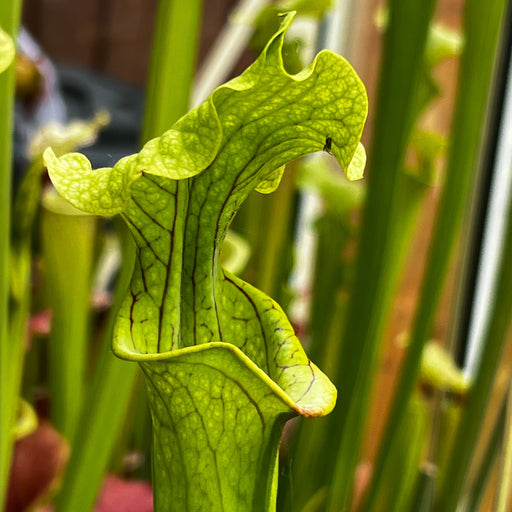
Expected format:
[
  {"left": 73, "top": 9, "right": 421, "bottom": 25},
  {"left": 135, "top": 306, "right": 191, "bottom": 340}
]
[
  {"left": 141, "top": 340, "right": 329, "bottom": 511},
  {"left": 45, "top": 12, "right": 366, "bottom": 510}
]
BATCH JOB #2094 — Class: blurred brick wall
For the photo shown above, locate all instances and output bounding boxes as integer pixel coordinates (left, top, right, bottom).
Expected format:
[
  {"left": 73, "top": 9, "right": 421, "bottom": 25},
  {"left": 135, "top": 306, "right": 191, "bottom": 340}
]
[{"left": 21, "top": 0, "right": 239, "bottom": 86}]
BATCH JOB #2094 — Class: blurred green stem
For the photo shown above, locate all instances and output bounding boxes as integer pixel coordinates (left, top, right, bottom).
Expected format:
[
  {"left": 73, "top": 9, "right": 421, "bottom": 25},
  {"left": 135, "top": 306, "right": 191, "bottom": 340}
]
[
  {"left": 325, "top": 1, "right": 437, "bottom": 510},
  {"left": 374, "top": 395, "right": 430, "bottom": 512},
  {"left": 241, "top": 167, "right": 296, "bottom": 303},
  {"left": 408, "top": 463, "right": 437, "bottom": 512},
  {"left": 436, "top": 171, "right": 512, "bottom": 509},
  {"left": 41, "top": 197, "right": 97, "bottom": 441},
  {"left": 494, "top": 381, "right": 512, "bottom": 512},
  {"left": 465, "top": 399, "right": 506, "bottom": 511},
  {"left": 55, "top": 222, "right": 138, "bottom": 512},
  {"left": 0, "top": 1, "right": 23, "bottom": 507},
  {"left": 367, "top": 0, "right": 507, "bottom": 510},
  {"left": 142, "top": 0, "right": 203, "bottom": 141}
]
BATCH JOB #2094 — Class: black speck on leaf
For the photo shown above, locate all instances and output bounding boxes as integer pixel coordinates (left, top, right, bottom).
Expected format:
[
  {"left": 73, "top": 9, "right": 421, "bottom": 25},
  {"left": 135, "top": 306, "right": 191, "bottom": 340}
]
[{"left": 323, "top": 137, "right": 332, "bottom": 154}]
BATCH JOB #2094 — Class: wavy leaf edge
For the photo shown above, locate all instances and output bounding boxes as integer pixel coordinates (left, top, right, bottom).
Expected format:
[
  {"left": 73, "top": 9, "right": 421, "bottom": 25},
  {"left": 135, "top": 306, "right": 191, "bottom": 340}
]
[
  {"left": 117, "top": 340, "right": 336, "bottom": 418},
  {"left": 43, "top": 12, "right": 367, "bottom": 217}
]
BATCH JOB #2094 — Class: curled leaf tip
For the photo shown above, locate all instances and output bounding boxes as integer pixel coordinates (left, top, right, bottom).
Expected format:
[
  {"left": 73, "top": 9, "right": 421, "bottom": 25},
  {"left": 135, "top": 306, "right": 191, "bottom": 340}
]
[{"left": 43, "top": 147, "right": 139, "bottom": 216}]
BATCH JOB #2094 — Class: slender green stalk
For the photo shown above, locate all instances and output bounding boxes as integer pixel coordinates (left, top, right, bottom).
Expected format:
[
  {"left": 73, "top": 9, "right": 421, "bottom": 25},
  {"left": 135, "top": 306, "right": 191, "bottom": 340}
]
[
  {"left": 324, "top": 1, "right": 437, "bottom": 509},
  {"left": 55, "top": 222, "right": 138, "bottom": 512},
  {"left": 0, "top": 2, "right": 23, "bottom": 508},
  {"left": 288, "top": 295, "right": 347, "bottom": 510},
  {"left": 373, "top": 395, "right": 430, "bottom": 512},
  {"left": 407, "top": 463, "right": 437, "bottom": 512},
  {"left": 41, "top": 194, "right": 97, "bottom": 441},
  {"left": 241, "top": 168, "right": 296, "bottom": 302},
  {"left": 435, "top": 175, "right": 512, "bottom": 510},
  {"left": 494, "top": 382, "right": 512, "bottom": 512},
  {"left": 120, "top": 371, "right": 152, "bottom": 479},
  {"left": 435, "top": 401, "right": 463, "bottom": 492},
  {"left": 465, "top": 399, "right": 506, "bottom": 512},
  {"left": 365, "top": 1, "right": 507, "bottom": 510},
  {"left": 8, "top": 160, "right": 49, "bottom": 443},
  {"left": 255, "top": 170, "right": 295, "bottom": 301},
  {"left": 142, "top": 0, "right": 203, "bottom": 142}
]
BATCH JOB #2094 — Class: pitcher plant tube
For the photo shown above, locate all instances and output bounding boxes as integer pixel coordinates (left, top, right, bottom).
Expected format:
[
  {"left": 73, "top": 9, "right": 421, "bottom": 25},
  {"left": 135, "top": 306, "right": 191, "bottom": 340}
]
[{"left": 43, "top": 13, "right": 367, "bottom": 512}]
